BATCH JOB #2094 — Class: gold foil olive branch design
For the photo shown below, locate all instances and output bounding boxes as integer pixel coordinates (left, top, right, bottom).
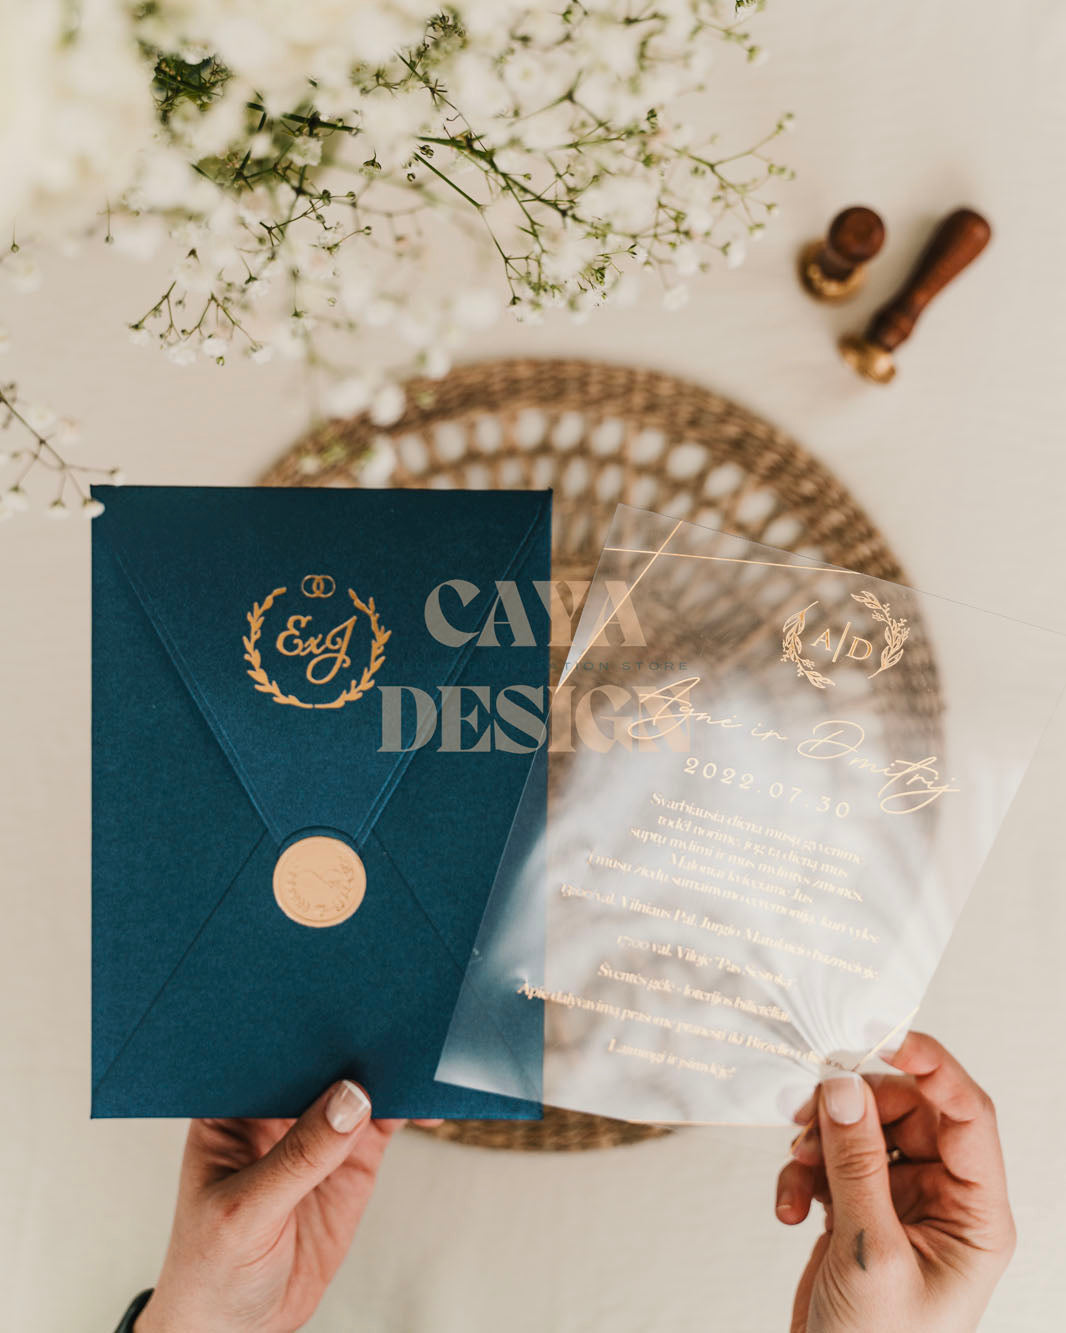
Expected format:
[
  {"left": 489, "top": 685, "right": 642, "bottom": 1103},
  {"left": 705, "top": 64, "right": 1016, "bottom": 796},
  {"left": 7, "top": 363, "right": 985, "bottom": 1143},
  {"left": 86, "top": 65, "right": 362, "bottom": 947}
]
[
  {"left": 313, "top": 589, "right": 390, "bottom": 710},
  {"left": 781, "top": 601, "right": 836, "bottom": 690},
  {"left": 242, "top": 583, "right": 390, "bottom": 710},
  {"left": 781, "top": 590, "right": 910, "bottom": 689},
  {"left": 851, "top": 589, "right": 909, "bottom": 678},
  {"left": 243, "top": 587, "right": 313, "bottom": 709}
]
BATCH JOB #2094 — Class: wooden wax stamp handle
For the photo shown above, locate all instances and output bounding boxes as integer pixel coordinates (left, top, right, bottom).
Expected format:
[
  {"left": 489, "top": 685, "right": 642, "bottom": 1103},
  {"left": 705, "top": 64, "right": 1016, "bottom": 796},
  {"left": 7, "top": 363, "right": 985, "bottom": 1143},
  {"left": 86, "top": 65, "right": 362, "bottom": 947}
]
[
  {"left": 867, "top": 207, "right": 991, "bottom": 351},
  {"left": 800, "top": 206, "right": 885, "bottom": 301},
  {"left": 840, "top": 206, "right": 991, "bottom": 382}
]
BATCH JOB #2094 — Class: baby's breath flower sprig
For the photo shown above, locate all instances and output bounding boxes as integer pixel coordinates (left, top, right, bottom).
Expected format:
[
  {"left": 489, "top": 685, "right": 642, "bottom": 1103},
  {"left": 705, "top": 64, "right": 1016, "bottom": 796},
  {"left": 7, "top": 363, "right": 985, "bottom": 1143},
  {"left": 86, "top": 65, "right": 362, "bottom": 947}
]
[
  {"left": 0, "top": 385, "right": 122, "bottom": 521},
  {"left": 4, "top": 1, "right": 791, "bottom": 512}
]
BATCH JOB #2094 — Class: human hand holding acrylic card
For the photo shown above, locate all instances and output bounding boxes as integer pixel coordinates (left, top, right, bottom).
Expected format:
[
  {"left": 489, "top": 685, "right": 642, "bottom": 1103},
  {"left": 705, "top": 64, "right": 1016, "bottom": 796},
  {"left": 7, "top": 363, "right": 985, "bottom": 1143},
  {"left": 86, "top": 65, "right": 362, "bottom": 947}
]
[{"left": 91, "top": 485, "right": 550, "bottom": 1120}]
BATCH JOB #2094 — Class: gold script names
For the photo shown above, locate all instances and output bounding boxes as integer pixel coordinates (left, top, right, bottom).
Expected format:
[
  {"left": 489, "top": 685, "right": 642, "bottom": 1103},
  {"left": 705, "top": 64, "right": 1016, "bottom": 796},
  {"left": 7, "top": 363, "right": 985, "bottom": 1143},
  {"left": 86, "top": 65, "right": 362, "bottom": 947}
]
[{"left": 632, "top": 676, "right": 960, "bottom": 814}]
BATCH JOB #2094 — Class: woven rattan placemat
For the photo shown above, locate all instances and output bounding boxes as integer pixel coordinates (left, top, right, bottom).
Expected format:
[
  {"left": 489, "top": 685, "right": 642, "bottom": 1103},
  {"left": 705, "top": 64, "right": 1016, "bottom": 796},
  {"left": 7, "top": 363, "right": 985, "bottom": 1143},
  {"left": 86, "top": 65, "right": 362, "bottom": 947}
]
[{"left": 261, "top": 357, "right": 938, "bottom": 1152}]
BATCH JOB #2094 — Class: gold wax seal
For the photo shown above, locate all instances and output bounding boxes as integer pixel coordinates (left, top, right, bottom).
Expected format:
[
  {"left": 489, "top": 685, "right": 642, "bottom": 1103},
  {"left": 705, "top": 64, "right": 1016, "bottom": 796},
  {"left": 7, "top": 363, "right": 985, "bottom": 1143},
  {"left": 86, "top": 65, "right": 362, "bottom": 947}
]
[{"left": 272, "top": 836, "right": 366, "bottom": 929}]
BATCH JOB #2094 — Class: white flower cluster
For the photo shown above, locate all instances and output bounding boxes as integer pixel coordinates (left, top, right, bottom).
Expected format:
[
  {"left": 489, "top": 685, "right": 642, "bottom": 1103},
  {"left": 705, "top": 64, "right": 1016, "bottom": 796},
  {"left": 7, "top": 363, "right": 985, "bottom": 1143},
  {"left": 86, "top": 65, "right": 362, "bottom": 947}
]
[
  {"left": 0, "top": 0, "right": 789, "bottom": 516},
  {"left": 0, "top": 0, "right": 155, "bottom": 248},
  {"left": 0, "top": 379, "right": 123, "bottom": 521}
]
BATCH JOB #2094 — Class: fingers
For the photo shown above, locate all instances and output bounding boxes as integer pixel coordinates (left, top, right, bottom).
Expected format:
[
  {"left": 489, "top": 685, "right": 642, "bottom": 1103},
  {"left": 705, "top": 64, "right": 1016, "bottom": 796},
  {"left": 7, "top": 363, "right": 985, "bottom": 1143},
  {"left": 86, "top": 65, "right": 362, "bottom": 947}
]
[
  {"left": 864, "top": 1073, "right": 922, "bottom": 1123},
  {"left": 887, "top": 1032, "right": 1006, "bottom": 1188},
  {"left": 817, "top": 1073, "right": 902, "bottom": 1253},
  {"left": 776, "top": 1158, "right": 817, "bottom": 1225},
  {"left": 775, "top": 1155, "right": 937, "bottom": 1232},
  {"left": 372, "top": 1118, "right": 444, "bottom": 1133},
  {"left": 226, "top": 1080, "right": 373, "bottom": 1222},
  {"left": 791, "top": 1074, "right": 939, "bottom": 1167},
  {"left": 793, "top": 1075, "right": 921, "bottom": 1129},
  {"left": 372, "top": 1118, "right": 409, "bottom": 1136}
]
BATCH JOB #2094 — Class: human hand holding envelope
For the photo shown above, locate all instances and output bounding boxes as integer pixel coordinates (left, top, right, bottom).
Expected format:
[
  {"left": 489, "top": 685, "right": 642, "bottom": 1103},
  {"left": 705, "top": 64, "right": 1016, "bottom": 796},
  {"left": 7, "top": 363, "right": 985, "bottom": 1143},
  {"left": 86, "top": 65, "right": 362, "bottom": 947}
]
[{"left": 91, "top": 485, "right": 551, "bottom": 1119}]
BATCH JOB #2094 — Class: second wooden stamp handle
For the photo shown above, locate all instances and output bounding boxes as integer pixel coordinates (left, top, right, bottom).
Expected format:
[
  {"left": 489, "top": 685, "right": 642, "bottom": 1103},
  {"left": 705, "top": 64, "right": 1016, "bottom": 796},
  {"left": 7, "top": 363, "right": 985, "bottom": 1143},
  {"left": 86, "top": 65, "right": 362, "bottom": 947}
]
[{"left": 867, "top": 208, "right": 991, "bottom": 351}]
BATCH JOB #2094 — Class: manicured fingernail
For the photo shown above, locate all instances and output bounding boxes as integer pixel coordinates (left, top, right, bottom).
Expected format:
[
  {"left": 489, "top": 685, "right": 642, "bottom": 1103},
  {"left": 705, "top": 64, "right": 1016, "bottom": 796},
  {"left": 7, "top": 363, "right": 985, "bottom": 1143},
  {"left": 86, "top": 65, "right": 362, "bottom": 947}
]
[
  {"left": 326, "top": 1080, "right": 371, "bottom": 1133},
  {"left": 775, "top": 1185, "right": 795, "bottom": 1218},
  {"left": 822, "top": 1073, "right": 865, "bottom": 1125}
]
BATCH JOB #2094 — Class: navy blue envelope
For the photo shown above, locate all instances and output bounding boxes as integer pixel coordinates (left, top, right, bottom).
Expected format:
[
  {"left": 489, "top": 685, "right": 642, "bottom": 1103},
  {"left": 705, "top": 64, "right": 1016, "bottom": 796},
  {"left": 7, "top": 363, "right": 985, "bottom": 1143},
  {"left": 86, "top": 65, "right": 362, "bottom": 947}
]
[{"left": 91, "top": 485, "right": 550, "bottom": 1119}]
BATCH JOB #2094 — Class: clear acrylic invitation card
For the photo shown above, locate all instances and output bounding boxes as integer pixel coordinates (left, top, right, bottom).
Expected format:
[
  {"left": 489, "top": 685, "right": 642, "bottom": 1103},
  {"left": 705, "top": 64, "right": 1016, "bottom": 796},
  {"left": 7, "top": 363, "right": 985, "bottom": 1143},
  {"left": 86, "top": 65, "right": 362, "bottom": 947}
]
[{"left": 437, "top": 505, "right": 1066, "bottom": 1125}]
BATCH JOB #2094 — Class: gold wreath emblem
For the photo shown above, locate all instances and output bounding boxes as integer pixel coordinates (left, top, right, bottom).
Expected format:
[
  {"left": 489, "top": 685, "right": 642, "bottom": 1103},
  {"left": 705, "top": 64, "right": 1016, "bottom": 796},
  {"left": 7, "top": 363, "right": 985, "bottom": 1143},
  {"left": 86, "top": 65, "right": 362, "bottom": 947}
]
[
  {"left": 781, "top": 591, "right": 908, "bottom": 690},
  {"left": 849, "top": 589, "right": 909, "bottom": 678},
  {"left": 781, "top": 602, "right": 835, "bottom": 690},
  {"left": 242, "top": 586, "right": 390, "bottom": 710}
]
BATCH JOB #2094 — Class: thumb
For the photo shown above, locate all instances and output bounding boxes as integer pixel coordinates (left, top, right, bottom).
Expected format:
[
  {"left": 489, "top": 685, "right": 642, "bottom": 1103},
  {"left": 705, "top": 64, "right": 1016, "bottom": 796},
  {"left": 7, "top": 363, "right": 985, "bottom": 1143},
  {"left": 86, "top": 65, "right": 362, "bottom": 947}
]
[
  {"left": 235, "top": 1080, "right": 372, "bottom": 1220},
  {"left": 818, "top": 1073, "right": 901, "bottom": 1255}
]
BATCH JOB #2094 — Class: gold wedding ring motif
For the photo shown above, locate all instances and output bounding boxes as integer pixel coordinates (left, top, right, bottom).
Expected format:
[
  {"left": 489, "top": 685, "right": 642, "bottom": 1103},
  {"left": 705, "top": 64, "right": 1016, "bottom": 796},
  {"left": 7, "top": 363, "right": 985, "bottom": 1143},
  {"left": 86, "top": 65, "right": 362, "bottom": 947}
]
[
  {"left": 272, "top": 836, "right": 366, "bottom": 928},
  {"left": 300, "top": 573, "right": 336, "bottom": 598}
]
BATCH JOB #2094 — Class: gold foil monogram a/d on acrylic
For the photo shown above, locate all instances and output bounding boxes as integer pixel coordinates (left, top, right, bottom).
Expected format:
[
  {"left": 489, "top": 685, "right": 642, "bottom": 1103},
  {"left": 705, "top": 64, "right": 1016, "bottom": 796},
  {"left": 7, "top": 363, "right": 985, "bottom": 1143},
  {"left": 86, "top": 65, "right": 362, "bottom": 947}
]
[
  {"left": 242, "top": 574, "right": 390, "bottom": 710},
  {"left": 781, "top": 590, "right": 909, "bottom": 690}
]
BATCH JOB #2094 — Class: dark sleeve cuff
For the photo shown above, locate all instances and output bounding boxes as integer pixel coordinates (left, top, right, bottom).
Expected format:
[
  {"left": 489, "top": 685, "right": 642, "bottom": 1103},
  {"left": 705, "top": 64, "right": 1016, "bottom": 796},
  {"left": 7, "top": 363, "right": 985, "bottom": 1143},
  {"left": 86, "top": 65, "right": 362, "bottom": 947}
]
[{"left": 114, "top": 1289, "right": 154, "bottom": 1332}]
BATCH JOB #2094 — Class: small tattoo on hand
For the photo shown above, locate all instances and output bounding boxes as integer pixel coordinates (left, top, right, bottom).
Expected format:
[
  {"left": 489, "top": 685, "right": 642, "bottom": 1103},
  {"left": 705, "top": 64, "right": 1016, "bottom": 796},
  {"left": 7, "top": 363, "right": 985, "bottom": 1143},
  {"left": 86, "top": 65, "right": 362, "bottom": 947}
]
[{"left": 854, "top": 1228, "right": 867, "bottom": 1271}]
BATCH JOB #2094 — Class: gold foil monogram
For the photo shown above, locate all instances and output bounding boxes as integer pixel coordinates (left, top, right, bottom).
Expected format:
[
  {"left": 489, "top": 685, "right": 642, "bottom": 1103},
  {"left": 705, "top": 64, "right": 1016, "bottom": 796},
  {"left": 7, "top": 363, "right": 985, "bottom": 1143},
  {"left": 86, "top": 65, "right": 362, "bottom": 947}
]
[
  {"left": 276, "top": 611, "right": 360, "bottom": 685},
  {"left": 782, "top": 590, "right": 909, "bottom": 690},
  {"left": 300, "top": 573, "right": 336, "bottom": 598},
  {"left": 243, "top": 576, "right": 390, "bottom": 709}
]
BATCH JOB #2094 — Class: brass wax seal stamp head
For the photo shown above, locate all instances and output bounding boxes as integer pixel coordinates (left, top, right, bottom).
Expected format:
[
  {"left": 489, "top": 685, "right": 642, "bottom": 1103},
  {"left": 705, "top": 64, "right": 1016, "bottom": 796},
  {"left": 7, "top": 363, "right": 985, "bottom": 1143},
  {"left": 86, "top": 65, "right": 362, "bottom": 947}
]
[
  {"left": 800, "top": 206, "right": 886, "bottom": 303},
  {"left": 273, "top": 836, "right": 367, "bottom": 928}
]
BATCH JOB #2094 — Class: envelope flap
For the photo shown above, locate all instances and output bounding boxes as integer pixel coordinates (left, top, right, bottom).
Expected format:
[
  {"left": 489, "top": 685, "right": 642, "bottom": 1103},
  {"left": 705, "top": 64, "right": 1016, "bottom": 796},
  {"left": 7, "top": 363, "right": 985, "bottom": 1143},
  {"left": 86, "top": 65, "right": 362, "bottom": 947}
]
[
  {"left": 91, "top": 486, "right": 551, "bottom": 847},
  {"left": 92, "top": 812, "right": 538, "bottom": 1118}
]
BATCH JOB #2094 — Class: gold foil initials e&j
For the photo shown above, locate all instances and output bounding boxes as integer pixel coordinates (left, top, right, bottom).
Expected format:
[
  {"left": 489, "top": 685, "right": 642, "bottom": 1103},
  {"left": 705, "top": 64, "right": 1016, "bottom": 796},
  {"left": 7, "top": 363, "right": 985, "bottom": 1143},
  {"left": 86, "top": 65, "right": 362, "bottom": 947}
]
[{"left": 242, "top": 576, "right": 390, "bottom": 710}]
